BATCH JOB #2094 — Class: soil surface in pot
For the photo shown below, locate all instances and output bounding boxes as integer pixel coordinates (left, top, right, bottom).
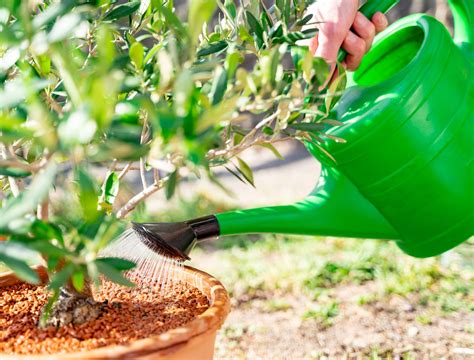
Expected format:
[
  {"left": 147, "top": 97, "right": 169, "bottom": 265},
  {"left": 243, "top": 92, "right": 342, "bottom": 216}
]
[{"left": 0, "top": 280, "right": 209, "bottom": 355}]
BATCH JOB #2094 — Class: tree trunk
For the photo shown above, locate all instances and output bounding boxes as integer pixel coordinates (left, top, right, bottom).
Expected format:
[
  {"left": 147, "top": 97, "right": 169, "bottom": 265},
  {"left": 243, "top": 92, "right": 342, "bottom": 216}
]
[{"left": 40, "top": 281, "right": 104, "bottom": 328}]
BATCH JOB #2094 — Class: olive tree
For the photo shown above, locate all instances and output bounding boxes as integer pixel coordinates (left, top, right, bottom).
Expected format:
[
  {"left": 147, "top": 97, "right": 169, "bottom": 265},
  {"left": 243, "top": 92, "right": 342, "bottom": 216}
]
[{"left": 0, "top": 0, "right": 345, "bottom": 326}]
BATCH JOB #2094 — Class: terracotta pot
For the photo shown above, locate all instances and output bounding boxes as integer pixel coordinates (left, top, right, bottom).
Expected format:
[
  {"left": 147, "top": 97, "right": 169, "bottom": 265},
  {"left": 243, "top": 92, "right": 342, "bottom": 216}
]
[{"left": 0, "top": 266, "right": 230, "bottom": 359}]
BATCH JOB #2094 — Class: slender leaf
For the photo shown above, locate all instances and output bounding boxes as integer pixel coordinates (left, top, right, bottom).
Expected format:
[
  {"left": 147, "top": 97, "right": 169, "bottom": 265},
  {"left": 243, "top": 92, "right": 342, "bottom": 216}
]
[
  {"left": 209, "top": 66, "right": 227, "bottom": 105},
  {"left": 99, "top": 172, "right": 119, "bottom": 212},
  {"left": 76, "top": 166, "right": 100, "bottom": 224},
  {"left": 197, "top": 40, "right": 228, "bottom": 57},
  {"left": 0, "top": 242, "right": 41, "bottom": 284},
  {"left": 96, "top": 257, "right": 135, "bottom": 271},
  {"left": 129, "top": 42, "right": 144, "bottom": 70},
  {"left": 71, "top": 269, "right": 85, "bottom": 292},
  {"left": 259, "top": 143, "right": 284, "bottom": 160},
  {"left": 0, "top": 167, "right": 30, "bottom": 178},
  {"left": 48, "top": 263, "right": 75, "bottom": 291},
  {"left": 96, "top": 260, "right": 134, "bottom": 287},
  {"left": 165, "top": 170, "right": 177, "bottom": 200},
  {"left": 104, "top": 1, "right": 140, "bottom": 21},
  {"left": 236, "top": 158, "right": 255, "bottom": 187},
  {"left": 0, "top": 163, "right": 56, "bottom": 230},
  {"left": 188, "top": 0, "right": 216, "bottom": 45}
]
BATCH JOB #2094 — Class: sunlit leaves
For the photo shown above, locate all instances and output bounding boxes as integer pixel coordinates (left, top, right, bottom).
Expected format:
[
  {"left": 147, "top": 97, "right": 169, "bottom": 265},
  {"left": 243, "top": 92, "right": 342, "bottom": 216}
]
[
  {"left": 188, "top": 0, "right": 216, "bottom": 46},
  {"left": 99, "top": 172, "right": 119, "bottom": 213},
  {"left": 209, "top": 66, "right": 227, "bottom": 105},
  {"left": 75, "top": 166, "right": 100, "bottom": 224},
  {"left": 0, "top": 242, "right": 41, "bottom": 284},
  {"left": 95, "top": 258, "right": 135, "bottom": 287},
  {"left": 0, "top": 0, "right": 341, "bottom": 298},
  {"left": 104, "top": 1, "right": 140, "bottom": 21},
  {"left": 129, "top": 42, "right": 144, "bottom": 70},
  {"left": 48, "top": 13, "right": 85, "bottom": 43},
  {"left": 58, "top": 110, "right": 97, "bottom": 146},
  {"left": 0, "top": 78, "right": 51, "bottom": 110},
  {"left": 0, "top": 163, "right": 57, "bottom": 231},
  {"left": 0, "top": 167, "right": 30, "bottom": 178}
]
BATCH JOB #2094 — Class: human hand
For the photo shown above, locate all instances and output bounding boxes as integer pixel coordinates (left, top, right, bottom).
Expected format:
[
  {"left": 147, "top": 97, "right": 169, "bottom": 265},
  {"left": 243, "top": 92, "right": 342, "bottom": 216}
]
[{"left": 304, "top": 0, "right": 389, "bottom": 70}]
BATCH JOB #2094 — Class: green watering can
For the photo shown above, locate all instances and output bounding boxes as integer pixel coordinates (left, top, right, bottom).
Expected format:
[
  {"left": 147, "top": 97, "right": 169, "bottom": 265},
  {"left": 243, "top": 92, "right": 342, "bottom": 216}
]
[{"left": 137, "top": 0, "right": 474, "bottom": 260}]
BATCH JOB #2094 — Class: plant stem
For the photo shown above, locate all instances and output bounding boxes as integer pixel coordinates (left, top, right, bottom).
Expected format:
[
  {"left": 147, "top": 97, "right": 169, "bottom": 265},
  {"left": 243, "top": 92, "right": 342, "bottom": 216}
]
[
  {"left": 116, "top": 180, "right": 164, "bottom": 219},
  {"left": 37, "top": 200, "right": 49, "bottom": 221}
]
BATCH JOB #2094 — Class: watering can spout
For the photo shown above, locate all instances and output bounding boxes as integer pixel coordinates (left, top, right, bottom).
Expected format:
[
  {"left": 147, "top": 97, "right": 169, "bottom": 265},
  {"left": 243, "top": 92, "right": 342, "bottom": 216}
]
[
  {"left": 449, "top": 0, "right": 474, "bottom": 58},
  {"left": 215, "top": 168, "right": 400, "bottom": 241}
]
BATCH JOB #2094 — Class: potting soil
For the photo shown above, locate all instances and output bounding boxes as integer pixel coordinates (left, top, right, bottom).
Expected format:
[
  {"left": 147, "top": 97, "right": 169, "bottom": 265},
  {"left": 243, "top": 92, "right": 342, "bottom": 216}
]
[{"left": 0, "top": 280, "right": 209, "bottom": 354}]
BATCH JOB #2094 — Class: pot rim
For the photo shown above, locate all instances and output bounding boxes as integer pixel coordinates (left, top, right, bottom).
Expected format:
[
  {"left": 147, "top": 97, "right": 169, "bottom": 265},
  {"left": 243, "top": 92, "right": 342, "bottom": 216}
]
[{"left": 0, "top": 265, "right": 230, "bottom": 359}]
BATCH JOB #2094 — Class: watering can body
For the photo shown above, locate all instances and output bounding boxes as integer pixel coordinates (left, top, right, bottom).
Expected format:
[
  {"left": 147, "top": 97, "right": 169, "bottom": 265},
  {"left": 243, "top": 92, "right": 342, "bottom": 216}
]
[{"left": 216, "top": 0, "right": 474, "bottom": 258}]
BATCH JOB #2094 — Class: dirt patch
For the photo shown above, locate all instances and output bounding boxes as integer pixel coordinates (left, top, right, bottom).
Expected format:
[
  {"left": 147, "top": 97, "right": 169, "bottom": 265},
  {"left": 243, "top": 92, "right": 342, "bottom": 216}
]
[
  {"left": 0, "top": 281, "right": 209, "bottom": 355},
  {"left": 214, "top": 284, "right": 473, "bottom": 359}
]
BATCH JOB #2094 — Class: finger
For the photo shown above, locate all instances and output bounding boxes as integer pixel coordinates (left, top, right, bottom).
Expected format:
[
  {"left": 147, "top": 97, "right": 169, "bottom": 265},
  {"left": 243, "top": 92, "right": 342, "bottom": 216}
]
[
  {"left": 352, "top": 11, "right": 376, "bottom": 51},
  {"left": 344, "top": 54, "right": 362, "bottom": 71},
  {"left": 314, "top": 22, "right": 345, "bottom": 63},
  {"left": 342, "top": 31, "right": 365, "bottom": 70},
  {"left": 372, "top": 12, "right": 389, "bottom": 33},
  {"left": 309, "top": 34, "right": 319, "bottom": 55}
]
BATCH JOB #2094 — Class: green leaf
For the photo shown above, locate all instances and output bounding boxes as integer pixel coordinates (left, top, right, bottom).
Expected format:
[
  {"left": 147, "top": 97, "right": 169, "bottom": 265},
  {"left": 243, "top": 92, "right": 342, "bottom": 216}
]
[
  {"left": 71, "top": 269, "right": 84, "bottom": 292},
  {"left": 173, "top": 70, "right": 194, "bottom": 118},
  {"left": 48, "top": 13, "right": 83, "bottom": 43},
  {"left": 129, "top": 42, "right": 144, "bottom": 70},
  {"left": 0, "top": 166, "right": 30, "bottom": 178},
  {"left": 259, "top": 143, "right": 284, "bottom": 160},
  {"left": 188, "top": 0, "right": 216, "bottom": 46},
  {"left": 0, "top": 163, "right": 57, "bottom": 230},
  {"left": 224, "top": 165, "right": 247, "bottom": 185},
  {"left": 99, "top": 172, "right": 119, "bottom": 212},
  {"left": 0, "top": 78, "right": 51, "bottom": 110},
  {"left": 245, "top": 11, "right": 264, "bottom": 48},
  {"left": 296, "top": 14, "right": 314, "bottom": 26},
  {"left": 225, "top": 50, "right": 243, "bottom": 79},
  {"left": 31, "top": 220, "right": 64, "bottom": 245},
  {"left": 143, "top": 43, "right": 162, "bottom": 64},
  {"left": 96, "top": 260, "right": 135, "bottom": 287},
  {"left": 165, "top": 170, "right": 178, "bottom": 200},
  {"left": 236, "top": 157, "right": 255, "bottom": 187},
  {"left": 0, "top": 254, "right": 40, "bottom": 284},
  {"left": 48, "top": 263, "right": 75, "bottom": 290},
  {"left": 58, "top": 109, "right": 97, "bottom": 146},
  {"left": 39, "top": 289, "right": 59, "bottom": 327},
  {"left": 209, "top": 66, "right": 227, "bottom": 105},
  {"left": 0, "top": 242, "right": 41, "bottom": 284},
  {"left": 198, "top": 95, "right": 239, "bottom": 132},
  {"left": 32, "top": 0, "right": 75, "bottom": 30},
  {"left": 97, "top": 25, "right": 116, "bottom": 71},
  {"left": 151, "top": 0, "right": 187, "bottom": 37},
  {"left": 95, "top": 257, "right": 135, "bottom": 271},
  {"left": 289, "top": 122, "right": 325, "bottom": 132},
  {"left": 322, "top": 119, "right": 344, "bottom": 127},
  {"left": 76, "top": 166, "right": 100, "bottom": 224},
  {"left": 197, "top": 40, "right": 228, "bottom": 57},
  {"left": 104, "top": 1, "right": 140, "bottom": 21}
]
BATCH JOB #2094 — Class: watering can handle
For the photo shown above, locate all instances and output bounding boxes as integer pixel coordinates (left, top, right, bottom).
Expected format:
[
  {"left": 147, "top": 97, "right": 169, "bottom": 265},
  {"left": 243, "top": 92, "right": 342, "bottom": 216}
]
[
  {"left": 448, "top": 0, "right": 474, "bottom": 57},
  {"left": 337, "top": 0, "right": 400, "bottom": 63}
]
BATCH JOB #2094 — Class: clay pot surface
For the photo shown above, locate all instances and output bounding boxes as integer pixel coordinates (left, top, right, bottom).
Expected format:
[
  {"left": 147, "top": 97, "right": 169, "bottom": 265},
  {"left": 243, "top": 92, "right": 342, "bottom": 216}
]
[{"left": 0, "top": 266, "right": 230, "bottom": 360}]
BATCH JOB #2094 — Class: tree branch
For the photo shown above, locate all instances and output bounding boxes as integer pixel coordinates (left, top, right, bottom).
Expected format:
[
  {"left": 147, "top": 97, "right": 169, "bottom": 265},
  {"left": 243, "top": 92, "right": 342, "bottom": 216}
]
[{"left": 116, "top": 180, "right": 163, "bottom": 219}]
